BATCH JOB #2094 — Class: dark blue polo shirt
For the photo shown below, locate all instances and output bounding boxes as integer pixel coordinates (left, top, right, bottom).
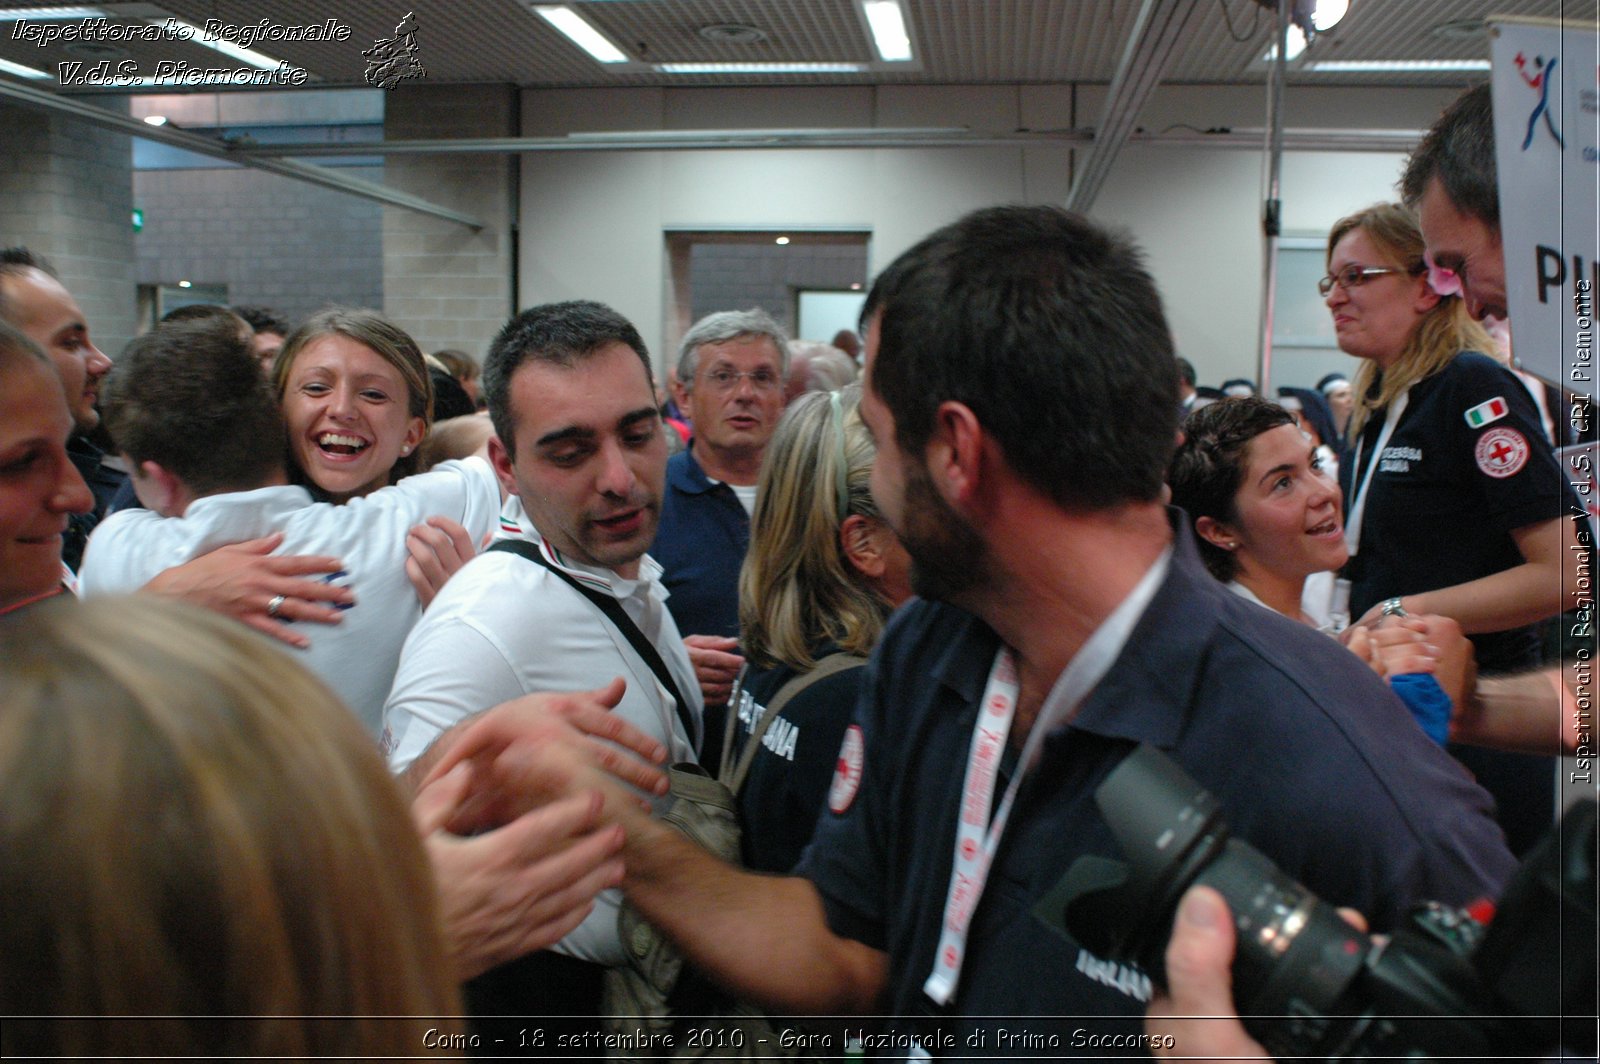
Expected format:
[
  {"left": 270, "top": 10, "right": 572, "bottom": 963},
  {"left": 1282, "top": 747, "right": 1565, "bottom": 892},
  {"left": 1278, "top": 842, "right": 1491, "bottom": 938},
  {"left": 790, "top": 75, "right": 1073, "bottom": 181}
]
[
  {"left": 654, "top": 444, "right": 751, "bottom": 759},
  {"left": 654, "top": 445, "right": 750, "bottom": 641},
  {"left": 795, "top": 515, "right": 1515, "bottom": 1055}
]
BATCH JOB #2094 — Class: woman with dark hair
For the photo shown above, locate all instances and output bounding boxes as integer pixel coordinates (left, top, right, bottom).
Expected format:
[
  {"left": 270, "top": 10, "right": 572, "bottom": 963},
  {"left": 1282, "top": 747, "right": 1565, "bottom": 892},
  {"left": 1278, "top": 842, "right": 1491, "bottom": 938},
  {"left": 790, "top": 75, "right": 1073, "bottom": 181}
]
[
  {"left": 1170, "top": 397, "right": 1349, "bottom": 628},
  {"left": 1171, "top": 396, "right": 1461, "bottom": 744}
]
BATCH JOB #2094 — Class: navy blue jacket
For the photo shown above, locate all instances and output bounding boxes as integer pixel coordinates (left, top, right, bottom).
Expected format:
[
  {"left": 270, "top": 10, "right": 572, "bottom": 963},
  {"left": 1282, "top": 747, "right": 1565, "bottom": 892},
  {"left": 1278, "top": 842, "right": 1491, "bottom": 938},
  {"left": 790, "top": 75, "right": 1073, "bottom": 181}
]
[{"left": 796, "top": 515, "right": 1515, "bottom": 1054}]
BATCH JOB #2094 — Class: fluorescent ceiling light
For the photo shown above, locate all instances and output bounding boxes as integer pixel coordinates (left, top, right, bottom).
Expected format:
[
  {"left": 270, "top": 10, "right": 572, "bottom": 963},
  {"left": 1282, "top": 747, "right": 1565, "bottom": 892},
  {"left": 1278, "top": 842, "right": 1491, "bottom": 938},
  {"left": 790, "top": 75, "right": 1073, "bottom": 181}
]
[
  {"left": 1309, "top": 58, "right": 1491, "bottom": 72},
  {"left": 0, "top": 6, "right": 105, "bottom": 20},
  {"left": 0, "top": 56, "right": 52, "bottom": 78},
  {"left": 656, "top": 62, "right": 865, "bottom": 74},
  {"left": 143, "top": 114, "right": 168, "bottom": 125},
  {"left": 1263, "top": 25, "right": 1308, "bottom": 62},
  {"left": 534, "top": 5, "right": 629, "bottom": 63},
  {"left": 154, "top": 18, "right": 293, "bottom": 71},
  {"left": 862, "top": 0, "right": 913, "bottom": 62}
]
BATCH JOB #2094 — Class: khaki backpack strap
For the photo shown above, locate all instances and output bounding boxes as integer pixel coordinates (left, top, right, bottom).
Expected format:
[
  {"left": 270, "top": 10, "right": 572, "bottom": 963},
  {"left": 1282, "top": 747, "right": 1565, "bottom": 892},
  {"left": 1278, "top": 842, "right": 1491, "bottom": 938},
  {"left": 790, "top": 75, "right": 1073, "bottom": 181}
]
[{"left": 724, "top": 653, "right": 867, "bottom": 796}]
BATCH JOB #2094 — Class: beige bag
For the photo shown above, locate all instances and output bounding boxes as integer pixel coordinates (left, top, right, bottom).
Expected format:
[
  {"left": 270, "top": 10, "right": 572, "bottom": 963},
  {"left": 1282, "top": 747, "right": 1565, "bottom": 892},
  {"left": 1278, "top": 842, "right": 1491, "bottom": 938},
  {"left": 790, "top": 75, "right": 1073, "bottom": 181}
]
[
  {"left": 603, "top": 658, "right": 865, "bottom": 1060},
  {"left": 601, "top": 764, "right": 802, "bottom": 1061}
]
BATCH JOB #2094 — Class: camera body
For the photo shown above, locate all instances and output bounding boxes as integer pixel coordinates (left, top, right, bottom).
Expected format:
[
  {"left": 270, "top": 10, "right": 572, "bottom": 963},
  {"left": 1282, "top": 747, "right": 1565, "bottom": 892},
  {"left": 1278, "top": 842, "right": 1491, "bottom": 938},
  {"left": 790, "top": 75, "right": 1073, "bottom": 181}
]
[{"left": 1037, "top": 744, "right": 1596, "bottom": 1059}]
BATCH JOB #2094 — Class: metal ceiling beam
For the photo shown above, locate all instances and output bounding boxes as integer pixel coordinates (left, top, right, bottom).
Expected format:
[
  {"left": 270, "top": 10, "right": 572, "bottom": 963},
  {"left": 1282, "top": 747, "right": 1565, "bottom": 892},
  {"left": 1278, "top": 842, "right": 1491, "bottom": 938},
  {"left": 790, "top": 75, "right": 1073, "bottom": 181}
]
[
  {"left": 235, "top": 127, "right": 1096, "bottom": 155},
  {"left": 0, "top": 78, "right": 485, "bottom": 230},
  {"left": 1065, "top": 0, "right": 1203, "bottom": 213},
  {"left": 229, "top": 126, "right": 1422, "bottom": 157}
]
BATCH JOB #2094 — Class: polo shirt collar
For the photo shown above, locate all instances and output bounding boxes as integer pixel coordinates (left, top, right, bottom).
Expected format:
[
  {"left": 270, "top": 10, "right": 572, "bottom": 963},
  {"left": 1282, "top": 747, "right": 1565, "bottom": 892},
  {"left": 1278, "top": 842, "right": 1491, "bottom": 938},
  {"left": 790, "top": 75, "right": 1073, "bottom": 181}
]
[
  {"left": 927, "top": 509, "right": 1219, "bottom": 751},
  {"left": 1071, "top": 511, "right": 1221, "bottom": 750},
  {"left": 493, "top": 495, "right": 666, "bottom": 602},
  {"left": 667, "top": 441, "right": 721, "bottom": 496}
]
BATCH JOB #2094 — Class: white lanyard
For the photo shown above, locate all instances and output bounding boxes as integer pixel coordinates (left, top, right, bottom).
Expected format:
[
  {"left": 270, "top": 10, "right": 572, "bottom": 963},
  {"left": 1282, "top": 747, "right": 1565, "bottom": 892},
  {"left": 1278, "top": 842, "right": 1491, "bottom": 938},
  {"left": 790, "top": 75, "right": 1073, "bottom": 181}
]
[
  {"left": 1344, "top": 390, "right": 1410, "bottom": 558},
  {"left": 921, "top": 549, "right": 1170, "bottom": 1007}
]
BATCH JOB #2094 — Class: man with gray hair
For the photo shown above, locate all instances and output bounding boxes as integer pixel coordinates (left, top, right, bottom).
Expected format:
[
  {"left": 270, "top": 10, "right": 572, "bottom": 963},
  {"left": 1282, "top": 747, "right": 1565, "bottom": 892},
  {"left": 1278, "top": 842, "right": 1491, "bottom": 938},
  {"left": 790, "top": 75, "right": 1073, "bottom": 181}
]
[
  {"left": 658, "top": 307, "right": 789, "bottom": 757},
  {"left": 785, "top": 339, "right": 859, "bottom": 401}
]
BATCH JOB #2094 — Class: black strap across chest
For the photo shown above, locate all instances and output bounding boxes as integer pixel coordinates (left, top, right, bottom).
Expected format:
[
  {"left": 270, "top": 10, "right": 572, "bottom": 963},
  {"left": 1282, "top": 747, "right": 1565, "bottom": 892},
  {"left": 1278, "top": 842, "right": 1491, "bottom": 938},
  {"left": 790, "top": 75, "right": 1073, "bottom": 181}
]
[{"left": 487, "top": 539, "right": 699, "bottom": 750}]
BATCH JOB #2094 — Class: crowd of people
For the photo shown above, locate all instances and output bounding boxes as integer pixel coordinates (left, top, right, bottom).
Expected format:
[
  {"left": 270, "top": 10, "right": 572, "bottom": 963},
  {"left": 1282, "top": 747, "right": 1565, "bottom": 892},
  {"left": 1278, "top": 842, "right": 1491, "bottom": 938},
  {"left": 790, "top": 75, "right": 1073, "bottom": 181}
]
[{"left": 0, "top": 80, "right": 1592, "bottom": 1060}]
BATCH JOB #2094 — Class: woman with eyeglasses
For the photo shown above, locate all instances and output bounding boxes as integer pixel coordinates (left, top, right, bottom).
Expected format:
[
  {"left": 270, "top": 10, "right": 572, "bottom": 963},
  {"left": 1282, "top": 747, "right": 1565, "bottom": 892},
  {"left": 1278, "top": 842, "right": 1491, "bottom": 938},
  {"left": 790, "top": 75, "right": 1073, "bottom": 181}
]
[
  {"left": 724, "top": 385, "right": 912, "bottom": 875},
  {"left": 1324, "top": 202, "right": 1585, "bottom": 854}
]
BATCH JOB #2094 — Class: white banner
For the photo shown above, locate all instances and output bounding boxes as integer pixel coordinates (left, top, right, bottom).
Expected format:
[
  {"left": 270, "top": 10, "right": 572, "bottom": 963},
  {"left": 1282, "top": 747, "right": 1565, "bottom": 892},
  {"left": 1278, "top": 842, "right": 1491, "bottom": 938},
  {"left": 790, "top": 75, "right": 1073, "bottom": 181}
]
[{"left": 1491, "top": 18, "right": 1598, "bottom": 405}]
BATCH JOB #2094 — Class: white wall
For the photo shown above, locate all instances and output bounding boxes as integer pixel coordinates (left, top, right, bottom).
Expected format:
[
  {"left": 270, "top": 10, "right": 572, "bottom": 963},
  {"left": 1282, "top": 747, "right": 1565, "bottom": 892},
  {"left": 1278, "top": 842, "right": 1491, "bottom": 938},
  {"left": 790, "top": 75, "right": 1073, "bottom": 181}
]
[{"left": 518, "top": 82, "right": 1470, "bottom": 387}]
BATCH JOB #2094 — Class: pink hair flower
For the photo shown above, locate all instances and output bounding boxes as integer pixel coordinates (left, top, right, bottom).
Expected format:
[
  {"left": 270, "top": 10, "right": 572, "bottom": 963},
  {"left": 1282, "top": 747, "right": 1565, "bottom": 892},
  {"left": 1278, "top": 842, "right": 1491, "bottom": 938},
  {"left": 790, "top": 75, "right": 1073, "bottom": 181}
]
[{"left": 1425, "top": 254, "right": 1462, "bottom": 298}]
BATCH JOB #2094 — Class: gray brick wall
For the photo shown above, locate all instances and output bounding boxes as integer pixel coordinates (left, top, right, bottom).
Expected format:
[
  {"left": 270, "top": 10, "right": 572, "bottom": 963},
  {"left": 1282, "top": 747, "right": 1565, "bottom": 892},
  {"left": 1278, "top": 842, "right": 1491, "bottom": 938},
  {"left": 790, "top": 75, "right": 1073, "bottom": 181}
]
[
  {"left": 381, "top": 84, "right": 515, "bottom": 366},
  {"left": 689, "top": 242, "right": 867, "bottom": 338},
  {"left": 132, "top": 166, "right": 383, "bottom": 329},
  {"left": 0, "top": 101, "right": 137, "bottom": 359}
]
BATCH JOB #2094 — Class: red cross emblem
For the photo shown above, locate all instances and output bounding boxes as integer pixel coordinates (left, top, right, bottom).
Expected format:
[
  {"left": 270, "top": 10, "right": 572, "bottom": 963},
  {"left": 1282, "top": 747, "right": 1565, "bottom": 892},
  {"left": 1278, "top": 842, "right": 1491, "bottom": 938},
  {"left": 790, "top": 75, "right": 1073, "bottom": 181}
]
[{"left": 1474, "top": 427, "right": 1529, "bottom": 479}]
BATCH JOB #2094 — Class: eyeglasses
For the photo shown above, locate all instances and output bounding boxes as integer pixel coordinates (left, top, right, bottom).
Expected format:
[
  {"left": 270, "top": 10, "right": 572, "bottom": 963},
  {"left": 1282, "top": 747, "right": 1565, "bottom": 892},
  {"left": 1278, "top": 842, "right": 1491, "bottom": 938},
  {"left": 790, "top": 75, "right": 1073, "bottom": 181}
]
[
  {"left": 702, "top": 367, "right": 781, "bottom": 393},
  {"left": 1317, "top": 265, "right": 1406, "bottom": 297}
]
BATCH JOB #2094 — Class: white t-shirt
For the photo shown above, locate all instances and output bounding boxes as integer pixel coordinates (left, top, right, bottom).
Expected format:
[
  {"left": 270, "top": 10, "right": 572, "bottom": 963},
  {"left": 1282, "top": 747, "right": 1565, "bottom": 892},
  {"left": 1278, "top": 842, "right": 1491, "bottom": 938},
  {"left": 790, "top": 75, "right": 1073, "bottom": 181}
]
[
  {"left": 728, "top": 481, "right": 758, "bottom": 517},
  {"left": 78, "top": 457, "right": 502, "bottom": 735},
  {"left": 383, "top": 496, "right": 702, "bottom": 966}
]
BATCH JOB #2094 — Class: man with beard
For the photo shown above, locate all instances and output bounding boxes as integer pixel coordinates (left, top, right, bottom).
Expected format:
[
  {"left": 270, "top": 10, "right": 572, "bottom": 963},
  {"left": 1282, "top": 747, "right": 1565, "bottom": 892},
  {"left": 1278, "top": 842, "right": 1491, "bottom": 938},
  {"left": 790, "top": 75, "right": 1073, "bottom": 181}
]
[
  {"left": 384, "top": 300, "right": 699, "bottom": 1023},
  {"left": 415, "top": 208, "right": 1513, "bottom": 1055}
]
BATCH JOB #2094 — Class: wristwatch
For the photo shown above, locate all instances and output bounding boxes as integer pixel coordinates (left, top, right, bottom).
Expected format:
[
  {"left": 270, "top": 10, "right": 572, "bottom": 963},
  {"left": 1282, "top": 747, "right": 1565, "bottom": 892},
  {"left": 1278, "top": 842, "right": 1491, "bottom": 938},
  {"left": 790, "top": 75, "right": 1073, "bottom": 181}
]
[{"left": 1380, "top": 596, "right": 1408, "bottom": 618}]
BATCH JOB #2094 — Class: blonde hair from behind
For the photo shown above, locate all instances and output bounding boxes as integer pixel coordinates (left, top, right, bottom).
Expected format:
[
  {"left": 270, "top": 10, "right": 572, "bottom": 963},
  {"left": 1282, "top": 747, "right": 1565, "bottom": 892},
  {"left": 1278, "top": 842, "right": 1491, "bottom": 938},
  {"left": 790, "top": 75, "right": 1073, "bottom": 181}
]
[
  {"left": 738, "top": 384, "right": 888, "bottom": 671},
  {"left": 1327, "top": 203, "right": 1495, "bottom": 439},
  {"left": 0, "top": 596, "right": 461, "bottom": 1059}
]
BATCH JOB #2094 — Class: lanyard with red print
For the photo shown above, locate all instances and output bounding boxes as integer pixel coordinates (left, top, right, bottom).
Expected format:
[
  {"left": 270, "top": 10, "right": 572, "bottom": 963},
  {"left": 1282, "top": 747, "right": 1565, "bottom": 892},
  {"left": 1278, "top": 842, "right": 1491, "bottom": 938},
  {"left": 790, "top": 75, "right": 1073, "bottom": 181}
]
[{"left": 921, "top": 550, "right": 1170, "bottom": 1010}]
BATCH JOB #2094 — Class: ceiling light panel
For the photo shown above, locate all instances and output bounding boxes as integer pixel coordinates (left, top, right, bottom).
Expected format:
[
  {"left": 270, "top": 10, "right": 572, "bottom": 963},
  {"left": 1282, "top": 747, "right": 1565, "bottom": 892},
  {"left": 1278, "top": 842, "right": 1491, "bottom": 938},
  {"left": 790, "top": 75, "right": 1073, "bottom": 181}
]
[
  {"left": 861, "top": 0, "right": 912, "bottom": 62},
  {"left": 533, "top": 5, "right": 629, "bottom": 63},
  {"left": 0, "top": 6, "right": 105, "bottom": 20}
]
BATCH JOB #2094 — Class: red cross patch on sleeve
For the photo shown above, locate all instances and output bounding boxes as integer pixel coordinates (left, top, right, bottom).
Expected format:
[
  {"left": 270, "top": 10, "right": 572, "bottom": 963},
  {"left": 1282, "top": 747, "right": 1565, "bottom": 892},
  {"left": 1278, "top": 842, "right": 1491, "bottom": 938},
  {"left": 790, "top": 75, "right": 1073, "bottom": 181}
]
[
  {"left": 1474, "top": 427, "right": 1530, "bottom": 478},
  {"left": 827, "top": 724, "right": 865, "bottom": 814}
]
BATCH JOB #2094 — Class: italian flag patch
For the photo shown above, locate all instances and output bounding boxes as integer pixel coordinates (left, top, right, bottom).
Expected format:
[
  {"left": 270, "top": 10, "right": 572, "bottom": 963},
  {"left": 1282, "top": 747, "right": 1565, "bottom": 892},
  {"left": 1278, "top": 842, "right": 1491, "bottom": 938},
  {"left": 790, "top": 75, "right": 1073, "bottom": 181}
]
[{"left": 1464, "top": 396, "right": 1508, "bottom": 428}]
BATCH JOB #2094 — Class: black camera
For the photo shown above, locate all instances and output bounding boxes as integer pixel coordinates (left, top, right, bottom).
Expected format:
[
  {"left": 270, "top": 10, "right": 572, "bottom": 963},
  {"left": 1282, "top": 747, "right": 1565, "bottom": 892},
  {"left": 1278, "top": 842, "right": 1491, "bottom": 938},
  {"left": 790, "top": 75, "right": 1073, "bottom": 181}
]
[{"left": 1036, "top": 744, "right": 1597, "bottom": 1058}]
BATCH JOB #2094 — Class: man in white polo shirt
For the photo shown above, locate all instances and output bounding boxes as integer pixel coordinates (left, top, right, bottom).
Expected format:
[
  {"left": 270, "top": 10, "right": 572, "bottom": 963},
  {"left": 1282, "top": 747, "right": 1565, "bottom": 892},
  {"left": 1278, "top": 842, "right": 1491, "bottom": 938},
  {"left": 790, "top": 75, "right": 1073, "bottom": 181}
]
[{"left": 383, "top": 300, "right": 700, "bottom": 1023}]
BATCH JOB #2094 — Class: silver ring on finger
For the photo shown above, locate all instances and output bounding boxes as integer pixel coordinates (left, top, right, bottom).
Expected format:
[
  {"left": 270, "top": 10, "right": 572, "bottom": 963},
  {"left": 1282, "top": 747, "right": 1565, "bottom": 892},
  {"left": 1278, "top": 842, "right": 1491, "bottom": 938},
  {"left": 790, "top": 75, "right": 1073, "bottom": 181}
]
[{"left": 266, "top": 594, "right": 288, "bottom": 618}]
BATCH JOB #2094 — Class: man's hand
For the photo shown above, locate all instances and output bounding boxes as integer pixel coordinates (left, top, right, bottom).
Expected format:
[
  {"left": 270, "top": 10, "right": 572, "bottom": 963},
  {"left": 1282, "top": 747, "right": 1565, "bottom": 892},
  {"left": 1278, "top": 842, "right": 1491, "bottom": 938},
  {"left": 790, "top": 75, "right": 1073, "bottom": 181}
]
[
  {"left": 141, "top": 532, "right": 353, "bottom": 649},
  {"left": 413, "top": 759, "right": 625, "bottom": 980},
  {"left": 1146, "top": 887, "right": 1272, "bottom": 1060},
  {"left": 410, "top": 679, "right": 669, "bottom": 824},
  {"left": 684, "top": 634, "right": 742, "bottom": 706},
  {"left": 405, "top": 516, "right": 479, "bottom": 609}
]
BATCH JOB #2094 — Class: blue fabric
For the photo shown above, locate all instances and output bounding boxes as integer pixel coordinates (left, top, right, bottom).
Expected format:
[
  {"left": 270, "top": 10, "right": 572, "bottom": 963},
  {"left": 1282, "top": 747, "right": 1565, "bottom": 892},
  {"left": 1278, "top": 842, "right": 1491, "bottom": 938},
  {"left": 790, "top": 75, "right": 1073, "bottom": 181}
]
[
  {"left": 795, "top": 513, "right": 1515, "bottom": 1054},
  {"left": 1389, "top": 673, "right": 1452, "bottom": 746},
  {"left": 653, "top": 445, "right": 750, "bottom": 641}
]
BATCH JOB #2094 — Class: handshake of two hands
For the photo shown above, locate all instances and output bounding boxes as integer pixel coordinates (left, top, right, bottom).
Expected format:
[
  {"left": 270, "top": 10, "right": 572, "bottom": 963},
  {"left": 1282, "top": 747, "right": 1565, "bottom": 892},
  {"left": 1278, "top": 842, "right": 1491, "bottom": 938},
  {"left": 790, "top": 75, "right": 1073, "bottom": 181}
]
[{"left": 404, "top": 678, "right": 670, "bottom": 980}]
